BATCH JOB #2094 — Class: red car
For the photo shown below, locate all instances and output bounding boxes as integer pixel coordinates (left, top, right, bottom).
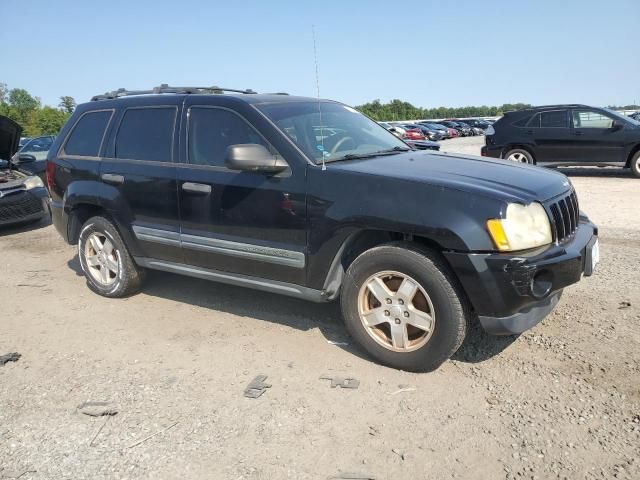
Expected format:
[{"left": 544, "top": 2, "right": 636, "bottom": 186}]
[
  {"left": 447, "top": 127, "right": 459, "bottom": 138},
  {"left": 403, "top": 128, "right": 426, "bottom": 140}
]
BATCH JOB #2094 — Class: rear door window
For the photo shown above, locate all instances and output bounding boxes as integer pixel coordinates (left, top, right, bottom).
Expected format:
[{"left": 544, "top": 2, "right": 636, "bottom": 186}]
[
  {"left": 526, "top": 114, "right": 540, "bottom": 128},
  {"left": 115, "top": 107, "right": 177, "bottom": 162},
  {"left": 540, "top": 110, "right": 568, "bottom": 128},
  {"left": 64, "top": 110, "right": 113, "bottom": 157}
]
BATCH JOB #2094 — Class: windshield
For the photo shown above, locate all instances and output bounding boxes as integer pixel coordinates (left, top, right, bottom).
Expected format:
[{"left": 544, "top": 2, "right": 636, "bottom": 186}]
[
  {"left": 604, "top": 108, "right": 640, "bottom": 126},
  {"left": 257, "top": 101, "right": 409, "bottom": 163}
]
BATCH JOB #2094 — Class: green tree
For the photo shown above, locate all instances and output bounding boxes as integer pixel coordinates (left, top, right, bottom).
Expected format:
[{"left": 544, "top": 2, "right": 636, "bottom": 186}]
[
  {"left": 58, "top": 96, "right": 76, "bottom": 114},
  {"left": 30, "top": 106, "right": 70, "bottom": 136}
]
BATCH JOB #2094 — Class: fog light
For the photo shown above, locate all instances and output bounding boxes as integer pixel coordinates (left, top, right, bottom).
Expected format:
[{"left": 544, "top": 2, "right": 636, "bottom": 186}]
[{"left": 531, "top": 270, "right": 553, "bottom": 299}]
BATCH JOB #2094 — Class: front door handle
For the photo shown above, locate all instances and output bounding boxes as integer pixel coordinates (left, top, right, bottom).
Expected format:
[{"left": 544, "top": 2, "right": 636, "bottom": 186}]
[
  {"left": 101, "top": 173, "right": 124, "bottom": 185},
  {"left": 182, "top": 182, "right": 212, "bottom": 194}
]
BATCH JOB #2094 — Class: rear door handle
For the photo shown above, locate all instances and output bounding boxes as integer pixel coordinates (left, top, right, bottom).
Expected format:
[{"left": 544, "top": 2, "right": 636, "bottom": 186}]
[
  {"left": 525, "top": 129, "right": 534, "bottom": 135},
  {"left": 182, "top": 182, "right": 212, "bottom": 194},
  {"left": 101, "top": 173, "right": 124, "bottom": 185},
  {"left": 573, "top": 131, "right": 584, "bottom": 136}
]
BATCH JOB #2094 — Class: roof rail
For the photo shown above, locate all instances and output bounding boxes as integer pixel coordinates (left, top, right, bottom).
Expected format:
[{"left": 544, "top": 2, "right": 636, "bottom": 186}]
[{"left": 91, "top": 84, "right": 259, "bottom": 101}]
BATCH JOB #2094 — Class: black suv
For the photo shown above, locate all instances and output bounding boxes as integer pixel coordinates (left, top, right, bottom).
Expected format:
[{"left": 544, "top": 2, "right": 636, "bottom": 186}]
[
  {"left": 482, "top": 104, "right": 640, "bottom": 177},
  {"left": 47, "top": 85, "right": 599, "bottom": 371}
]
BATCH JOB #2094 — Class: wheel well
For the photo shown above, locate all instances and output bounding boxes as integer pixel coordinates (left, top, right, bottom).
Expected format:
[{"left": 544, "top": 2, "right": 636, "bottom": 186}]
[
  {"left": 67, "top": 204, "right": 108, "bottom": 244},
  {"left": 625, "top": 144, "right": 640, "bottom": 168},
  {"left": 503, "top": 144, "right": 536, "bottom": 164},
  {"left": 323, "top": 230, "right": 446, "bottom": 297}
]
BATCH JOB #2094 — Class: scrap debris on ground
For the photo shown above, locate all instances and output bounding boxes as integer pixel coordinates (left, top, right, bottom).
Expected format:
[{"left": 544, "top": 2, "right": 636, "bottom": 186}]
[{"left": 0, "top": 352, "right": 21, "bottom": 366}]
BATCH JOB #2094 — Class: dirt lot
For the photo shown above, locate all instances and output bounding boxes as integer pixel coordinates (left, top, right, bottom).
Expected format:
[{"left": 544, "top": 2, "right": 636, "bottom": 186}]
[{"left": 1, "top": 136, "right": 639, "bottom": 480}]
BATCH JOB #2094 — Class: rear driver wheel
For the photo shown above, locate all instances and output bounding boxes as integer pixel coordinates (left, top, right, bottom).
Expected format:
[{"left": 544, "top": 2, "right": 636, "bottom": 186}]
[
  {"left": 78, "top": 216, "right": 144, "bottom": 297},
  {"left": 504, "top": 148, "right": 534, "bottom": 164}
]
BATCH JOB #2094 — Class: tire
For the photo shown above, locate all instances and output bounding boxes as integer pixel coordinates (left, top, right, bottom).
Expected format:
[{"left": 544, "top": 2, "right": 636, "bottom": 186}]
[
  {"left": 504, "top": 148, "right": 534, "bottom": 164},
  {"left": 340, "top": 242, "right": 470, "bottom": 372},
  {"left": 78, "top": 216, "right": 145, "bottom": 297},
  {"left": 630, "top": 150, "right": 640, "bottom": 178}
]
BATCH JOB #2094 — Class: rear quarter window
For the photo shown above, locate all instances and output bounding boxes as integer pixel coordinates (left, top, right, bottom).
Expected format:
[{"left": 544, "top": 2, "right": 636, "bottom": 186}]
[{"left": 64, "top": 110, "right": 113, "bottom": 157}]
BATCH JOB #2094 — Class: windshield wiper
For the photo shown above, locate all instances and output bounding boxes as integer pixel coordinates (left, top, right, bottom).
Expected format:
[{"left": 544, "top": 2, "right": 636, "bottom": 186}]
[{"left": 328, "top": 146, "right": 411, "bottom": 163}]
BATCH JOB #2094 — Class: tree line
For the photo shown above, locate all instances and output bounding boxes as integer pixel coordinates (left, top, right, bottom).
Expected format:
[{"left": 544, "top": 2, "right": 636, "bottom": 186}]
[
  {"left": 0, "top": 83, "right": 76, "bottom": 137},
  {"left": 355, "top": 99, "right": 640, "bottom": 122},
  {"left": 355, "top": 99, "right": 533, "bottom": 121}
]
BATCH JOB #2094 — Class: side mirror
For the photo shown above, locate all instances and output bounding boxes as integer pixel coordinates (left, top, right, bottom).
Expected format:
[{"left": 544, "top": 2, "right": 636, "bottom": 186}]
[
  {"left": 612, "top": 120, "right": 624, "bottom": 131},
  {"left": 224, "top": 144, "right": 288, "bottom": 173},
  {"left": 18, "top": 154, "right": 37, "bottom": 163}
]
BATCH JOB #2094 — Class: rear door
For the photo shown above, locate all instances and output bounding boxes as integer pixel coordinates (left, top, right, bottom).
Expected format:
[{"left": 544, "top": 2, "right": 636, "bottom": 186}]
[
  {"left": 528, "top": 110, "right": 572, "bottom": 164},
  {"left": 569, "top": 109, "right": 626, "bottom": 164},
  {"left": 101, "top": 100, "right": 182, "bottom": 262},
  {"left": 176, "top": 100, "right": 307, "bottom": 285}
]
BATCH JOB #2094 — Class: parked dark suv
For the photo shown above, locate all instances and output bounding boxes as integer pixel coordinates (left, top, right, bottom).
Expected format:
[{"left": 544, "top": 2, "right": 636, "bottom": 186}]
[
  {"left": 47, "top": 85, "right": 599, "bottom": 371},
  {"left": 482, "top": 104, "right": 640, "bottom": 177}
]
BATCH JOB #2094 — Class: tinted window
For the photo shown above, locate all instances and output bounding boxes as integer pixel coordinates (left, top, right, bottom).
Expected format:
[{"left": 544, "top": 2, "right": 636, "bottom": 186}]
[
  {"left": 65, "top": 111, "right": 112, "bottom": 157},
  {"left": 573, "top": 110, "right": 613, "bottom": 129},
  {"left": 188, "top": 107, "right": 271, "bottom": 167},
  {"left": 115, "top": 107, "right": 176, "bottom": 161},
  {"left": 21, "top": 136, "right": 54, "bottom": 153},
  {"left": 540, "top": 110, "right": 568, "bottom": 128},
  {"left": 526, "top": 114, "right": 540, "bottom": 128}
]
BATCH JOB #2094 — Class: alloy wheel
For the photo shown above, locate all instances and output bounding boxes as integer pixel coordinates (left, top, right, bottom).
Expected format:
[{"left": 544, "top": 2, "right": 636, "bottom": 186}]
[
  {"left": 84, "top": 232, "right": 119, "bottom": 286},
  {"left": 507, "top": 151, "right": 529, "bottom": 163},
  {"left": 357, "top": 271, "right": 435, "bottom": 352}
]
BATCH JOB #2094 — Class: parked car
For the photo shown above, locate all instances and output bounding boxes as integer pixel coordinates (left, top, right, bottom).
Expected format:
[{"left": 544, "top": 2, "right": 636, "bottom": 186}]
[
  {"left": 11, "top": 135, "right": 56, "bottom": 182},
  {"left": 481, "top": 104, "right": 640, "bottom": 177},
  {"left": 429, "top": 122, "right": 459, "bottom": 138},
  {"left": 400, "top": 124, "right": 443, "bottom": 141},
  {"left": 404, "top": 139, "right": 440, "bottom": 151},
  {"left": 0, "top": 116, "right": 50, "bottom": 227},
  {"left": 628, "top": 112, "right": 640, "bottom": 122},
  {"left": 439, "top": 120, "right": 471, "bottom": 136},
  {"left": 48, "top": 85, "right": 598, "bottom": 371},
  {"left": 462, "top": 119, "right": 491, "bottom": 130},
  {"left": 402, "top": 128, "right": 427, "bottom": 140},
  {"left": 418, "top": 122, "right": 451, "bottom": 139},
  {"left": 19, "top": 137, "right": 32, "bottom": 148},
  {"left": 379, "top": 123, "right": 406, "bottom": 138}
]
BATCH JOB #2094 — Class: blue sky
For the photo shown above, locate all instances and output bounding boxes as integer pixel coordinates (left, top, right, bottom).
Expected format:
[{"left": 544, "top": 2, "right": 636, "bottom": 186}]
[{"left": 1, "top": 0, "right": 638, "bottom": 108}]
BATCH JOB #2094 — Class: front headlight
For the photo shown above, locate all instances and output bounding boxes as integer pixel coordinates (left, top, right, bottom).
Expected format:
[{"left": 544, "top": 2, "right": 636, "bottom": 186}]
[
  {"left": 23, "top": 175, "right": 44, "bottom": 190},
  {"left": 487, "top": 202, "right": 552, "bottom": 251}
]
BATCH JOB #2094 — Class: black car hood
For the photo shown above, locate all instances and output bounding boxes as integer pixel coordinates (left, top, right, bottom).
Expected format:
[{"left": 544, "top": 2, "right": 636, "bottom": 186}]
[
  {"left": 327, "top": 151, "right": 571, "bottom": 203},
  {"left": 0, "top": 115, "right": 22, "bottom": 161}
]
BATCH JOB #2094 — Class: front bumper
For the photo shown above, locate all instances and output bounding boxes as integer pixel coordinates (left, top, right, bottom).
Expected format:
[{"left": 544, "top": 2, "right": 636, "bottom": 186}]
[
  {"left": 0, "top": 187, "right": 49, "bottom": 227},
  {"left": 444, "top": 220, "right": 598, "bottom": 335}
]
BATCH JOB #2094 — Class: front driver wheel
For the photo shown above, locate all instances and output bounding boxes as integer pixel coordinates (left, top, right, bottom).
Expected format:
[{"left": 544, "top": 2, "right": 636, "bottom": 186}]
[
  {"left": 630, "top": 150, "right": 640, "bottom": 178},
  {"left": 340, "top": 243, "right": 470, "bottom": 372},
  {"left": 504, "top": 148, "right": 534, "bottom": 164},
  {"left": 78, "top": 216, "right": 145, "bottom": 297}
]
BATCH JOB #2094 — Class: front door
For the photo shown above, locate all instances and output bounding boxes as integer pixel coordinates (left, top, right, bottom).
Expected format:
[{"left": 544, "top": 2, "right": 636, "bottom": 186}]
[
  {"left": 101, "top": 102, "right": 182, "bottom": 263},
  {"left": 176, "top": 103, "right": 307, "bottom": 286},
  {"left": 569, "top": 109, "right": 626, "bottom": 164}
]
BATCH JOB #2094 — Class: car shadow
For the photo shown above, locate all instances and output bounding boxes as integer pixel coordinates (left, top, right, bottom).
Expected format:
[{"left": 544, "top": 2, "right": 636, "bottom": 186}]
[
  {"left": 0, "top": 215, "right": 51, "bottom": 236},
  {"left": 556, "top": 167, "right": 633, "bottom": 178},
  {"left": 66, "top": 256, "right": 520, "bottom": 368},
  {"left": 451, "top": 320, "right": 519, "bottom": 364}
]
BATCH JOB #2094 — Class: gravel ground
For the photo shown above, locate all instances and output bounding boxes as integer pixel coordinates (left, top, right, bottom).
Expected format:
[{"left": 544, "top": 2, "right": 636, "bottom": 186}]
[{"left": 1, "top": 136, "right": 639, "bottom": 479}]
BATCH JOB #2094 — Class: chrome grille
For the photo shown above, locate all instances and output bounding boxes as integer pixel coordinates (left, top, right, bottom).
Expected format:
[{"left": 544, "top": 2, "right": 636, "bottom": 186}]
[{"left": 548, "top": 191, "right": 580, "bottom": 242}]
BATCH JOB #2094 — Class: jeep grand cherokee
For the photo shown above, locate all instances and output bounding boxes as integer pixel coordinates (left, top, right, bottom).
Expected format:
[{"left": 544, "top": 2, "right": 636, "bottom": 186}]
[{"left": 47, "top": 85, "right": 599, "bottom": 371}]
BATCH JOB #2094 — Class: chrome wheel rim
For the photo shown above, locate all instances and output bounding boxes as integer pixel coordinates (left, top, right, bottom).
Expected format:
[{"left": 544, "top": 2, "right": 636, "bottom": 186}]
[
  {"left": 84, "top": 232, "right": 119, "bottom": 286},
  {"left": 507, "top": 151, "right": 529, "bottom": 163},
  {"left": 357, "top": 271, "right": 435, "bottom": 352}
]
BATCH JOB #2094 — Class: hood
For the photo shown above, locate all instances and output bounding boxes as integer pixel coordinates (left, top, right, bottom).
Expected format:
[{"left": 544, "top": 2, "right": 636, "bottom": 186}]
[
  {"left": 0, "top": 115, "right": 22, "bottom": 162},
  {"left": 327, "top": 151, "right": 571, "bottom": 204}
]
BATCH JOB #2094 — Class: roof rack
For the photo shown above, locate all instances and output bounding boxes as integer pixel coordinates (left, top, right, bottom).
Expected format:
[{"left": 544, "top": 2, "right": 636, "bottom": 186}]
[{"left": 91, "top": 84, "right": 260, "bottom": 101}]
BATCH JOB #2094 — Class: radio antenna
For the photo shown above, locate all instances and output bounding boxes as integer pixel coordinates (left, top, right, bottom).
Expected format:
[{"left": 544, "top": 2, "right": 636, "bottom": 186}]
[{"left": 312, "top": 25, "right": 326, "bottom": 171}]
